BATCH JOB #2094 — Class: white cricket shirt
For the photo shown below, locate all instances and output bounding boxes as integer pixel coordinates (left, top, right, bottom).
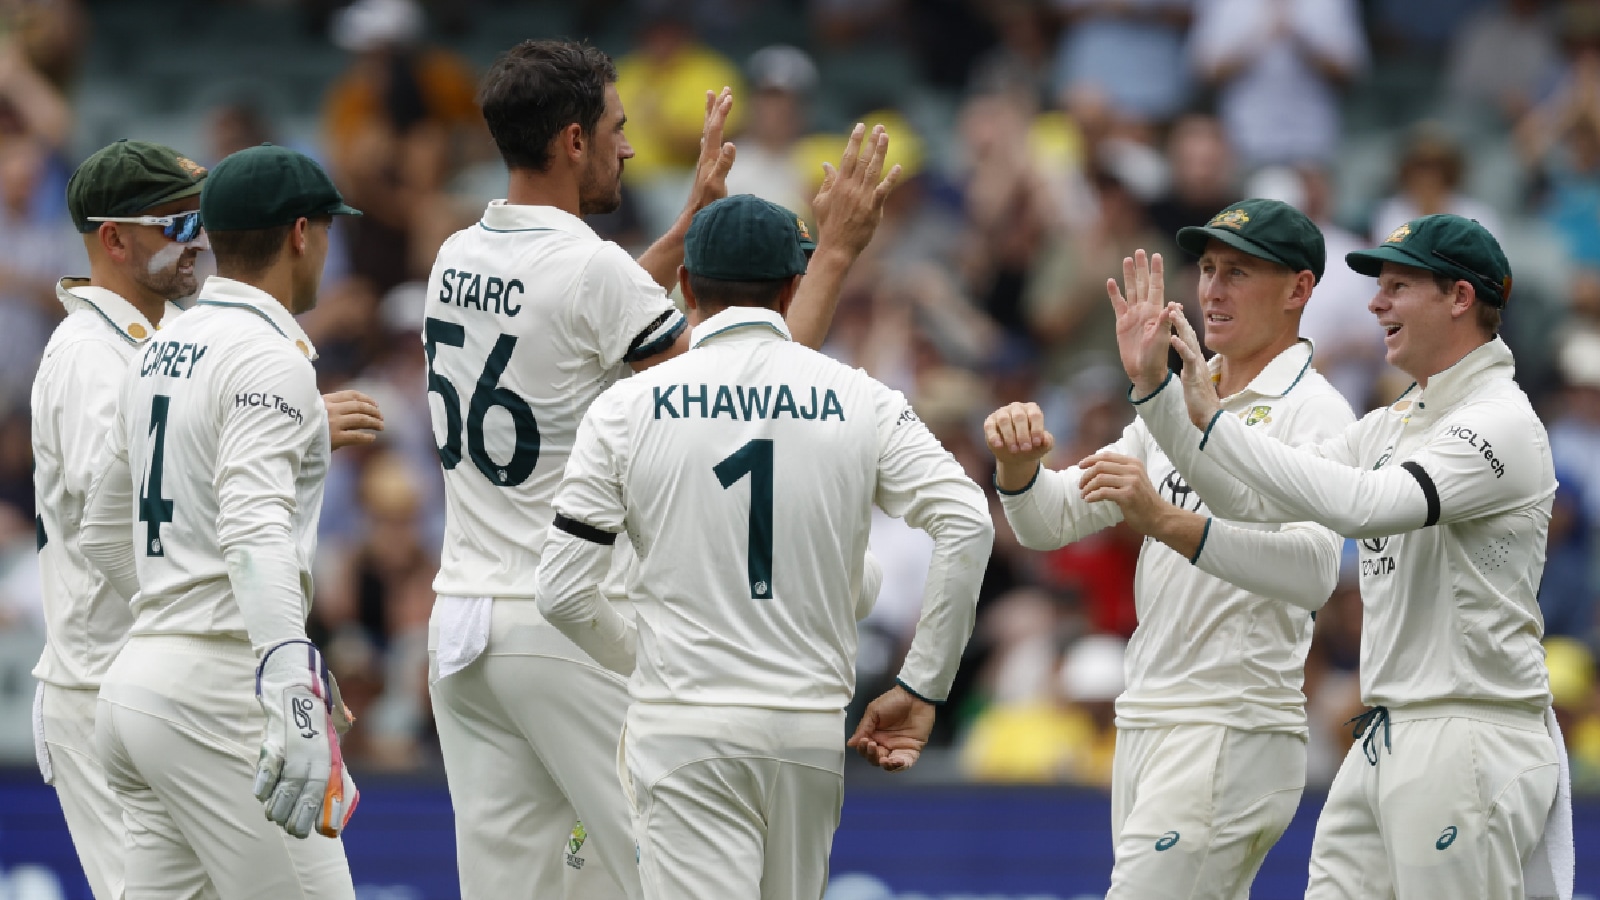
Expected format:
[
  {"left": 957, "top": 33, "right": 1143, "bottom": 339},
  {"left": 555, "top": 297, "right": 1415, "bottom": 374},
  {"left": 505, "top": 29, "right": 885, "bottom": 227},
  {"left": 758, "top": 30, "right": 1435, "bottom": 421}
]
[
  {"left": 425, "top": 201, "right": 685, "bottom": 599},
  {"left": 537, "top": 307, "right": 994, "bottom": 710},
  {"left": 81, "top": 277, "right": 329, "bottom": 652},
  {"left": 1139, "top": 337, "right": 1555, "bottom": 712},
  {"left": 31, "top": 279, "right": 181, "bottom": 689},
  {"left": 1001, "top": 340, "right": 1354, "bottom": 734}
]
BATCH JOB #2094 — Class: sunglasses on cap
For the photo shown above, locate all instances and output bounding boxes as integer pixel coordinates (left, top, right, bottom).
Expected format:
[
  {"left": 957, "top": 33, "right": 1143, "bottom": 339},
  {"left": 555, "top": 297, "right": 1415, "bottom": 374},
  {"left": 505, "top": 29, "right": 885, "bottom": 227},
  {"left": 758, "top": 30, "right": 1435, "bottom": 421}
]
[
  {"left": 1430, "top": 249, "right": 1508, "bottom": 307},
  {"left": 86, "top": 211, "right": 204, "bottom": 243}
]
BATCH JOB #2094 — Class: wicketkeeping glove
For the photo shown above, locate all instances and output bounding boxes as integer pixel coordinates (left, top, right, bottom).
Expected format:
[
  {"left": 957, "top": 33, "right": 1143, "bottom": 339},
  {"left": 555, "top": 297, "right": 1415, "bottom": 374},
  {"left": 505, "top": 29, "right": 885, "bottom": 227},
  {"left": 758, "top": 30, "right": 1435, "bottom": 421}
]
[{"left": 252, "top": 639, "right": 359, "bottom": 839}]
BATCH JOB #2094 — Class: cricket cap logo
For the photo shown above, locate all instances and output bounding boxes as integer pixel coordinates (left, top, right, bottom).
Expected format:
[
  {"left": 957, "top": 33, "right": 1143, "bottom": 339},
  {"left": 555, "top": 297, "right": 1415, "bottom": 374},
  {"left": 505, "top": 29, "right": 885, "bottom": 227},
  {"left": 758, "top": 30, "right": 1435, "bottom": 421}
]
[
  {"left": 175, "top": 156, "right": 208, "bottom": 179},
  {"left": 796, "top": 217, "right": 811, "bottom": 242},
  {"left": 1385, "top": 223, "right": 1412, "bottom": 243},
  {"left": 1210, "top": 208, "right": 1249, "bottom": 230}
]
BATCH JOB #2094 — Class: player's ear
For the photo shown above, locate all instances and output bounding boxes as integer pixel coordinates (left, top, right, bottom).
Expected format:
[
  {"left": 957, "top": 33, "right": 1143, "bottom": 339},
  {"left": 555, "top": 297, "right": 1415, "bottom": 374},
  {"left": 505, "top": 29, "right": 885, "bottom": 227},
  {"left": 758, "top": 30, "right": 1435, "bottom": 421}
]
[
  {"left": 678, "top": 266, "right": 697, "bottom": 311},
  {"left": 291, "top": 217, "right": 310, "bottom": 255},
  {"left": 775, "top": 273, "right": 802, "bottom": 318},
  {"left": 1285, "top": 270, "right": 1315, "bottom": 312},
  {"left": 97, "top": 222, "right": 130, "bottom": 261},
  {"left": 560, "top": 122, "right": 586, "bottom": 163}
]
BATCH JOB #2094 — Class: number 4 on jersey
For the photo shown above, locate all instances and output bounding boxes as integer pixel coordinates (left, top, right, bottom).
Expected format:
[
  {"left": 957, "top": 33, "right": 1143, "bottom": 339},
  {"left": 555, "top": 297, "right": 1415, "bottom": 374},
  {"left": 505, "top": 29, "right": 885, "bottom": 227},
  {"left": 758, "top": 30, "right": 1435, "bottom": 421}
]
[
  {"left": 425, "top": 317, "right": 541, "bottom": 487},
  {"left": 715, "top": 439, "right": 774, "bottom": 599},
  {"left": 140, "top": 394, "right": 175, "bottom": 557}
]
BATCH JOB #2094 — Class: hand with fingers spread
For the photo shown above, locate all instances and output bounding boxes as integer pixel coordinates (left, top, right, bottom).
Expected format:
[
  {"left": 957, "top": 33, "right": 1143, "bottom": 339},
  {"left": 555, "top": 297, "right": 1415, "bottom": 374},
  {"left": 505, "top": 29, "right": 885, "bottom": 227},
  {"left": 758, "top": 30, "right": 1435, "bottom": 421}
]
[
  {"left": 323, "top": 390, "right": 384, "bottom": 451},
  {"left": 683, "top": 87, "right": 738, "bottom": 217},
  {"left": 1076, "top": 452, "right": 1172, "bottom": 536},
  {"left": 1107, "top": 249, "right": 1173, "bottom": 396},
  {"left": 847, "top": 684, "right": 936, "bottom": 773},
  {"left": 1166, "top": 303, "right": 1223, "bottom": 429},
  {"left": 810, "top": 122, "right": 904, "bottom": 259},
  {"left": 983, "top": 401, "right": 1055, "bottom": 493}
]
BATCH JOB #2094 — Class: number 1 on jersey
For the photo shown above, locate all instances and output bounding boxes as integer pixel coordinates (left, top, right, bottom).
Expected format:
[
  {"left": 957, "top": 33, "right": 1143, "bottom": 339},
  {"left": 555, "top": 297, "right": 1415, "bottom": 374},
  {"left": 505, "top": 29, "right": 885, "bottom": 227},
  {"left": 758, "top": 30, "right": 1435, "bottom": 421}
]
[
  {"left": 714, "top": 439, "right": 773, "bottom": 599},
  {"left": 140, "top": 394, "right": 175, "bottom": 557}
]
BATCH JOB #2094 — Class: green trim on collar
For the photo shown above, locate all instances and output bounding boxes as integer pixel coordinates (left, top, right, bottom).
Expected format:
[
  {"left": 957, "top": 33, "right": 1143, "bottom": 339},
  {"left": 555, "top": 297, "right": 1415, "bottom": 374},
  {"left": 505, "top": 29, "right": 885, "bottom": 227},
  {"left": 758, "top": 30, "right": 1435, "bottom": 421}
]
[
  {"left": 195, "top": 299, "right": 288, "bottom": 338},
  {"left": 690, "top": 320, "right": 790, "bottom": 349}
]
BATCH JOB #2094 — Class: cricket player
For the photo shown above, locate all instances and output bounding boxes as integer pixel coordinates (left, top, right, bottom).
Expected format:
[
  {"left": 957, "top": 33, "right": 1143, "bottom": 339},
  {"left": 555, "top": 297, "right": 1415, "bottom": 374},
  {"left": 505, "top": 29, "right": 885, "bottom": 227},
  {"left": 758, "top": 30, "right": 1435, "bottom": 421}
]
[
  {"left": 534, "top": 193, "right": 994, "bottom": 900},
  {"left": 1120, "top": 214, "right": 1568, "bottom": 899},
  {"left": 986, "top": 199, "right": 1357, "bottom": 899},
  {"left": 79, "top": 144, "right": 365, "bottom": 899},
  {"left": 32, "top": 140, "right": 381, "bottom": 900},
  {"left": 425, "top": 38, "right": 902, "bottom": 900}
]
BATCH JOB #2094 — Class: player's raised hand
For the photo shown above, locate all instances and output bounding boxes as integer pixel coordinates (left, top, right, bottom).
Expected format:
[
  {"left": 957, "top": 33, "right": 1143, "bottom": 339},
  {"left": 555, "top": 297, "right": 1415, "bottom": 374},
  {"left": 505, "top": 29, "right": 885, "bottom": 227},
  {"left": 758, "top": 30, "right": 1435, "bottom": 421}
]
[
  {"left": 1077, "top": 452, "right": 1168, "bottom": 536},
  {"left": 1108, "top": 249, "right": 1172, "bottom": 396},
  {"left": 323, "top": 390, "right": 384, "bottom": 451},
  {"left": 253, "top": 640, "right": 359, "bottom": 839},
  {"left": 684, "top": 87, "right": 737, "bottom": 215},
  {"left": 1166, "top": 303, "right": 1223, "bottom": 429},
  {"left": 984, "top": 401, "right": 1055, "bottom": 493},
  {"left": 810, "top": 122, "right": 904, "bottom": 258},
  {"left": 848, "top": 683, "right": 936, "bottom": 772}
]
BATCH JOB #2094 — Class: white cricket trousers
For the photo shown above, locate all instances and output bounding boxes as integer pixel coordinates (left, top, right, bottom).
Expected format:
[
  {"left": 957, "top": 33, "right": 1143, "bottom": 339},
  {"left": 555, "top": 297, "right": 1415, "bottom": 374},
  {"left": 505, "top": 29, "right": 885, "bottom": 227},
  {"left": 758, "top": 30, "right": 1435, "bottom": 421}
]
[
  {"left": 621, "top": 702, "right": 846, "bottom": 900},
  {"left": 94, "top": 634, "right": 355, "bottom": 900},
  {"left": 428, "top": 599, "right": 639, "bottom": 900},
  {"left": 37, "top": 683, "right": 125, "bottom": 900},
  {"left": 1305, "top": 703, "right": 1559, "bottom": 900},
  {"left": 1107, "top": 724, "right": 1306, "bottom": 900}
]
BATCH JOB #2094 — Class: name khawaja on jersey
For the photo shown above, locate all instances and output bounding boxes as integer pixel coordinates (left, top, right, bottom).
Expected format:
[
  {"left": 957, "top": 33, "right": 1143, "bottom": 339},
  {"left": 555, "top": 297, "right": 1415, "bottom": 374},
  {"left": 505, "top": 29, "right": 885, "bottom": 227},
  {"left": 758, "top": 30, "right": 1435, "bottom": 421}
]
[{"left": 651, "top": 382, "right": 847, "bottom": 421}]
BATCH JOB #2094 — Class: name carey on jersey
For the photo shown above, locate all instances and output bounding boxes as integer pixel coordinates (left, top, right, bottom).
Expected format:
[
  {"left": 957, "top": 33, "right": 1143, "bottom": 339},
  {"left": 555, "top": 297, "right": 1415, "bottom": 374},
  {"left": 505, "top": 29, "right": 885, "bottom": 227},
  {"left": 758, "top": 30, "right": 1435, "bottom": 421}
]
[
  {"left": 652, "top": 383, "right": 846, "bottom": 421},
  {"left": 139, "top": 340, "right": 208, "bottom": 379}
]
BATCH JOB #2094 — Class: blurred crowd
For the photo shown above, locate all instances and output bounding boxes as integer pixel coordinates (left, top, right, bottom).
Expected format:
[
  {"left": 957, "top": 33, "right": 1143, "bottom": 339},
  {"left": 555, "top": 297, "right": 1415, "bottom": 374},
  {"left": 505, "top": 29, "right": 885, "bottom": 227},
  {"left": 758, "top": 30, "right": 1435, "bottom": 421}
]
[{"left": 1, "top": 0, "right": 1600, "bottom": 791}]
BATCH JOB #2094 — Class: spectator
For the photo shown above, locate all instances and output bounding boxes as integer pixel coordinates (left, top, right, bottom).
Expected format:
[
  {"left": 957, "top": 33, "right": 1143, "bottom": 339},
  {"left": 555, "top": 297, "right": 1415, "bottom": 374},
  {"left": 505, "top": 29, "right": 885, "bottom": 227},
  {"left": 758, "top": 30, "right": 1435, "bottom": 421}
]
[
  {"left": 1144, "top": 113, "right": 1239, "bottom": 245},
  {"left": 1051, "top": 0, "right": 1193, "bottom": 139},
  {"left": 1189, "top": 0, "right": 1367, "bottom": 168},
  {"left": 1446, "top": 0, "right": 1562, "bottom": 125},
  {"left": 614, "top": 13, "right": 744, "bottom": 231},
  {"left": 1249, "top": 164, "right": 1391, "bottom": 409},
  {"left": 1517, "top": 10, "right": 1600, "bottom": 264},
  {"left": 321, "top": 0, "right": 481, "bottom": 292},
  {"left": 725, "top": 45, "right": 818, "bottom": 217},
  {"left": 1540, "top": 471, "right": 1598, "bottom": 641},
  {"left": 1369, "top": 123, "right": 1503, "bottom": 244},
  {"left": 1552, "top": 327, "right": 1600, "bottom": 528},
  {"left": 1027, "top": 172, "right": 1175, "bottom": 383},
  {"left": 0, "top": 138, "right": 78, "bottom": 414}
]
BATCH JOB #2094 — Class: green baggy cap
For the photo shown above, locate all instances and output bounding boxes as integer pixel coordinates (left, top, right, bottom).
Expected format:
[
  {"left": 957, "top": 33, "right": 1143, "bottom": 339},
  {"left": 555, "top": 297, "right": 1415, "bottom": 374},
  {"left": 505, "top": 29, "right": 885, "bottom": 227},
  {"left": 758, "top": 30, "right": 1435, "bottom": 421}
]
[
  {"left": 685, "top": 194, "right": 809, "bottom": 281},
  {"left": 1176, "top": 198, "right": 1326, "bottom": 282},
  {"left": 1346, "top": 214, "right": 1512, "bottom": 308},
  {"left": 200, "top": 144, "right": 361, "bottom": 232},
  {"left": 67, "top": 140, "right": 209, "bottom": 233}
]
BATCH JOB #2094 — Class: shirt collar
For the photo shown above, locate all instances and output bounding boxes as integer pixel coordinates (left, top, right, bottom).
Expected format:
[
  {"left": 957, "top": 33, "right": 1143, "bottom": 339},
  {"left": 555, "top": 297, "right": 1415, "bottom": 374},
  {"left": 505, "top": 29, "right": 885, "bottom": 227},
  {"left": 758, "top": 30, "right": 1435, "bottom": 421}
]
[
  {"left": 478, "top": 200, "right": 598, "bottom": 238},
  {"left": 690, "top": 307, "right": 792, "bottom": 349},
  {"left": 1208, "top": 338, "right": 1316, "bottom": 400},
  {"left": 56, "top": 277, "right": 163, "bottom": 346},
  {"left": 193, "top": 276, "right": 318, "bottom": 359},
  {"left": 1412, "top": 337, "right": 1514, "bottom": 413}
]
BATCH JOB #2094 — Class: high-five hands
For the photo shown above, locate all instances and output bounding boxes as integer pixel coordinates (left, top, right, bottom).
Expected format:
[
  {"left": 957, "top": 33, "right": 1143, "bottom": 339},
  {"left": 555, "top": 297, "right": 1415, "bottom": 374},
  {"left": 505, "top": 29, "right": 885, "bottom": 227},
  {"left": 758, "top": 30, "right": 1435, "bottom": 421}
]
[
  {"left": 1107, "top": 249, "right": 1172, "bottom": 396},
  {"left": 811, "top": 123, "right": 903, "bottom": 258},
  {"left": 685, "top": 87, "right": 737, "bottom": 215},
  {"left": 1164, "top": 303, "right": 1223, "bottom": 429}
]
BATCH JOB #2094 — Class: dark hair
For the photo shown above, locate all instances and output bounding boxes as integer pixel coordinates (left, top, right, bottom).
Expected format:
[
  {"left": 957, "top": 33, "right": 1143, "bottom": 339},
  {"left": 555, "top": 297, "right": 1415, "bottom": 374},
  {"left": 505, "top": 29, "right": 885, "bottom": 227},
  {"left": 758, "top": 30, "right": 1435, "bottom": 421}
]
[
  {"left": 686, "top": 273, "right": 789, "bottom": 313},
  {"left": 479, "top": 40, "right": 616, "bottom": 172},
  {"left": 209, "top": 224, "right": 294, "bottom": 277},
  {"left": 1431, "top": 272, "right": 1502, "bottom": 336}
]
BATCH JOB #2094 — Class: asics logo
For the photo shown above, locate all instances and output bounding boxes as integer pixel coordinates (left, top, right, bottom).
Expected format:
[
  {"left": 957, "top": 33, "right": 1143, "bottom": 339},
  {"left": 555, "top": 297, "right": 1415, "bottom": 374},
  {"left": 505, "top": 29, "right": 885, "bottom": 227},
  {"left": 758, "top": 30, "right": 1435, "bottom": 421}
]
[
  {"left": 1155, "top": 831, "right": 1180, "bottom": 851},
  {"left": 1436, "top": 825, "right": 1458, "bottom": 850}
]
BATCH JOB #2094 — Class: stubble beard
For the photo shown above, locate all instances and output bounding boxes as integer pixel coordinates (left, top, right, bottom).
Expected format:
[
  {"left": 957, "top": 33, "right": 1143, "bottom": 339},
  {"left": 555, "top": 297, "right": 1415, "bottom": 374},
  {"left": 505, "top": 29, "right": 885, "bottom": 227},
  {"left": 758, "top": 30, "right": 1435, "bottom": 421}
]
[
  {"left": 577, "top": 160, "right": 623, "bottom": 216},
  {"left": 132, "top": 245, "right": 200, "bottom": 300}
]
